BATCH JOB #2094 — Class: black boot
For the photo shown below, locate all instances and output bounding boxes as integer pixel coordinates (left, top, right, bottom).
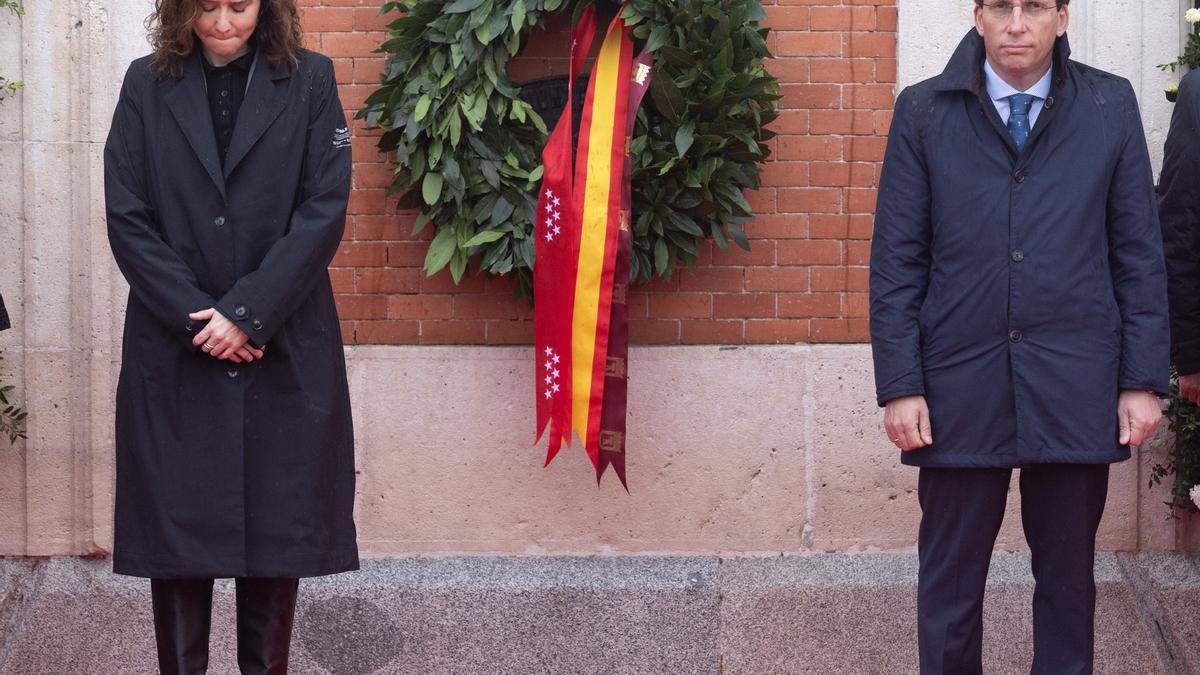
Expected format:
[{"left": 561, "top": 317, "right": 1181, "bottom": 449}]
[
  {"left": 151, "top": 578, "right": 215, "bottom": 675},
  {"left": 235, "top": 577, "right": 299, "bottom": 675}
]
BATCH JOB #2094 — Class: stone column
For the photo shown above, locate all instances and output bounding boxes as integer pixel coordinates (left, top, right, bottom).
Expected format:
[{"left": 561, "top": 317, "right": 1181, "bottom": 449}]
[
  {"left": 0, "top": 3, "right": 27, "bottom": 554},
  {"left": 0, "top": 0, "right": 152, "bottom": 556}
]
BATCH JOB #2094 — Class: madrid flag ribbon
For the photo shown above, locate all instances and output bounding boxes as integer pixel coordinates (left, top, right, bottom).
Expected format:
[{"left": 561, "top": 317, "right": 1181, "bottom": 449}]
[
  {"left": 535, "top": 6, "right": 654, "bottom": 490},
  {"left": 534, "top": 6, "right": 597, "bottom": 463}
]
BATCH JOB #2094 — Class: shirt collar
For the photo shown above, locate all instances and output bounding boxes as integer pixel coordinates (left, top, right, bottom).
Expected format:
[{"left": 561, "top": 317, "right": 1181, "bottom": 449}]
[
  {"left": 202, "top": 49, "right": 255, "bottom": 76},
  {"left": 984, "top": 58, "right": 1053, "bottom": 102}
]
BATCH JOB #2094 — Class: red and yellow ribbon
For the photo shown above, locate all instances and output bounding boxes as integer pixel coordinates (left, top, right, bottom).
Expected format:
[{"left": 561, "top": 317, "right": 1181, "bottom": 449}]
[{"left": 535, "top": 7, "right": 653, "bottom": 490}]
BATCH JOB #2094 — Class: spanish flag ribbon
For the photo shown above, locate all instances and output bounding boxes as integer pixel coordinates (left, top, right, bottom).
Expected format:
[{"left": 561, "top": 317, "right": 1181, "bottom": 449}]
[{"left": 536, "top": 6, "right": 653, "bottom": 489}]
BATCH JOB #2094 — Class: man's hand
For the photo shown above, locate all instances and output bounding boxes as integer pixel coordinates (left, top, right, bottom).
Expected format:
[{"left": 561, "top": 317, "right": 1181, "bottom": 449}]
[
  {"left": 1180, "top": 373, "right": 1200, "bottom": 406},
  {"left": 884, "top": 395, "right": 933, "bottom": 451},
  {"left": 1117, "top": 389, "right": 1162, "bottom": 447},
  {"left": 190, "top": 308, "right": 265, "bottom": 363}
]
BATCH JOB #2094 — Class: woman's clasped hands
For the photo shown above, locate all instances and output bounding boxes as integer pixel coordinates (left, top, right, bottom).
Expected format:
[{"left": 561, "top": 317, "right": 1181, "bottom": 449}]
[{"left": 190, "top": 308, "right": 265, "bottom": 363}]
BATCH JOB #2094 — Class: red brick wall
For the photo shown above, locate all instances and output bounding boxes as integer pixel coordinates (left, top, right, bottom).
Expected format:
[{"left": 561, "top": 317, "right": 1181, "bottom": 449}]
[{"left": 298, "top": 0, "right": 895, "bottom": 346}]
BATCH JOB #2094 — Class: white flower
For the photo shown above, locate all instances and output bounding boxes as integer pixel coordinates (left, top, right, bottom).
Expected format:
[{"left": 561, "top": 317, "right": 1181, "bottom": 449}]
[
  {"left": 1187, "top": 7, "right": 1200, "bottom": 24},
  {"left": 1191, "top": 484, "right": 1200, "bottom": 509}
]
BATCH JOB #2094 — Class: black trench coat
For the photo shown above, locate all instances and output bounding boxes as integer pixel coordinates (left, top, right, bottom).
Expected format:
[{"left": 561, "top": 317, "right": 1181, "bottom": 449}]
[
  {"left": 1160, "top": 70, "right": 1200, "bottom": 375},
  {"left": 869, "top": 31, "right": 1169, "bottom": 468},
  {"left": 104, "top": 47, "right": 358, "bottom": 578}
]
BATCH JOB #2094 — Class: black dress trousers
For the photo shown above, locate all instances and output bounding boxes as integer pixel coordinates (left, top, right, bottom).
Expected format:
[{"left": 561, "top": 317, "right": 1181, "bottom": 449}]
[{"left": 917, "top": 463, "right": 1109, "bottom": 675}]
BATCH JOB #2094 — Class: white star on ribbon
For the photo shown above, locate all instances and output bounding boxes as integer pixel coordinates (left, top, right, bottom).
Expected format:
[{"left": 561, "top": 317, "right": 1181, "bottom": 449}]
[
  {"left": 544, "top": 390, "right": 553, "bottom": 400},
  {"left": 552, "top": 196, "right": 561, "bottom": 207}
]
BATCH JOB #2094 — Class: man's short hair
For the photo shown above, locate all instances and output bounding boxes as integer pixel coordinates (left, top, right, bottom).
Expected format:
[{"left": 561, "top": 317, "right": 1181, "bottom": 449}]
[{"left": 974, "top": 0, "right": 1069, "bottom": 6}]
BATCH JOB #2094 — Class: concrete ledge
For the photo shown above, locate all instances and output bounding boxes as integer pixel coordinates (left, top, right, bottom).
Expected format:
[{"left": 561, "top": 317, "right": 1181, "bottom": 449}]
[{"left": 0, "top": 553, "right": 1197, "bottom": 674}]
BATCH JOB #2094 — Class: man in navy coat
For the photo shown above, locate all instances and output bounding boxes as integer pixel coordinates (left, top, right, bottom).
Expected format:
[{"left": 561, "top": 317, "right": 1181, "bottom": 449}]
[{"left": 870, "top": 1, "right": 1168, "bottom": 672}]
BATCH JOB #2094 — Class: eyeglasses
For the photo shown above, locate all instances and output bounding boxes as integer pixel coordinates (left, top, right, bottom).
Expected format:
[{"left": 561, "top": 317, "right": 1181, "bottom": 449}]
[{"left": 980, "top": 1, "right": 1059, "bottom": 20}]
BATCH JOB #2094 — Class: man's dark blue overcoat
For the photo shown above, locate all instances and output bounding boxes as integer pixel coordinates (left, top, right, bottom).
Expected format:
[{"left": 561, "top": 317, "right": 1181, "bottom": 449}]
[
  {"left": 105, "top": 48, "right": 359, "bottom": 578},
  {"left": 870, "top": 30, "right": 1169, "bottom": 468}
]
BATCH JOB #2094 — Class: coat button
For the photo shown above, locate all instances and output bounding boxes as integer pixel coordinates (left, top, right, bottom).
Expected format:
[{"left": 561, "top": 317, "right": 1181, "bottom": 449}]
[
  {"left": 1044, "top": 96, "right": 1054, "bottom": 109},
  {"left": 1014, "top": 170, "right": 1025, "bottom": 183},
  {"left": 1011, "top": 250, "right": 1025, "bottom": 262},
  {"left": 227, "top": 368, "right": 239, "bottom": 379},
  {"left": 185, "top": 320, "right": 196, "bottom": 333},
  {"left": 234, "top": 305, "right": 247, "bottom": 318},
  {"left": 1009, "top": 330, "right": 1023, "bottom": 343},
  {"left": 252, "top": 319, "right": 263, "bottom": 331},
  {"left": 214, "top": 216, "right": 226, "bottom": 227}
]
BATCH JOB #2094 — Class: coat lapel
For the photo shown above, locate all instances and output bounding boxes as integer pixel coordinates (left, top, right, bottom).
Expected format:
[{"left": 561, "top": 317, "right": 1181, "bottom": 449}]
[
  {"left": 935, "top": 30, "right": 1073, "bottom": 162},
  {"left": 223, "top": 53, "right": 292, "bottom": 179},
  {"left": 163, "top": 49, "right": 226, "bottom": 200}
]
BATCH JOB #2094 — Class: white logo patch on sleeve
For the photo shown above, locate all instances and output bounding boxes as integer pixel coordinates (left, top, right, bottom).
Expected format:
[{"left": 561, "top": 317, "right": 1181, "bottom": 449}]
[{"left": 332, "top": 127, "right": 351, "bottom": 149}]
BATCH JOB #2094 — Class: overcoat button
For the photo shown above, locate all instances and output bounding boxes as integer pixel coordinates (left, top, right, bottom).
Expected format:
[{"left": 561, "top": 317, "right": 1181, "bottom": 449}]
[
  {"left": 185, "top": 320, "right": 196, "bottom": 333},
  {"left": 1044, "top": 96, "right": 1054, "bottom": 109},
  {"left": 214, "top": 216, "right": 226, "bottom": 227},
  {"left": 252, "top": 319, "right": 263, "bottom": 331},
  {"left": 1014, "top": 171, "right": 1025, "bottom": 183},
  {"left": 227, "top": 369, "right": 239, "bottom": 379},
  {"left": 1009, "top": 330, "right": 1023, "bottom": 343},
  {"left": 234, "top": 305, "right": 247, "bottom": 318},
  {"left": 1011, "top": 250, "right": 1025, "bottom": 262}
]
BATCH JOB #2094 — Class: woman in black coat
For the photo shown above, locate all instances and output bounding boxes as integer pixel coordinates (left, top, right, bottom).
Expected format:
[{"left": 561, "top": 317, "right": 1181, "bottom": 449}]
[{"left": 104, "top": 0, "right": 358, "bottom": 671}]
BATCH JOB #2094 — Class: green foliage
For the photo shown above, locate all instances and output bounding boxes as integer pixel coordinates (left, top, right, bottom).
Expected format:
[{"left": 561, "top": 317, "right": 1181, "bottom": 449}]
[
  {"left": 1151, "top": 373, "right": 1200, "bottom": 514},
  {"left": 0, "top": 353, "right": 26, "bottom": 444},
  {"left": 0, "top": 1, "right": 21, "bottom": 101},
  {"left": 358, "top": 0, "right": 778, "bottom": 298},
  {"left": 1160, "top": 2, "right": 1200, "bottom": 73},
  {"left": 0, "top": 0, "right": 23, "bottom": 445}
]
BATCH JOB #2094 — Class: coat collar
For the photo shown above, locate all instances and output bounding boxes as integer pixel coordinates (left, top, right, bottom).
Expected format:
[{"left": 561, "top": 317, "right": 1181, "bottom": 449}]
[
  {"left": 933, "top": 28, "right": 1071, "bottom": 95},
  {"left": 162, "top": 47, "right": 293, "bottom": 198}
]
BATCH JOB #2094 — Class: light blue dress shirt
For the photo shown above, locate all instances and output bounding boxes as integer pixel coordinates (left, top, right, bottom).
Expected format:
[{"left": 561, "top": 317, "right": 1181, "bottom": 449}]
[{"left": 984, "top": 59, "right": 1052, "bottom": 128}]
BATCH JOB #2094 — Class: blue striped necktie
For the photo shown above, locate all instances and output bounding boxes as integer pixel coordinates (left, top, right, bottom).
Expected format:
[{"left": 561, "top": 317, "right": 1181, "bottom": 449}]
[{"left": 1007, "top": 93, "right": 1035, "bottom": 151}]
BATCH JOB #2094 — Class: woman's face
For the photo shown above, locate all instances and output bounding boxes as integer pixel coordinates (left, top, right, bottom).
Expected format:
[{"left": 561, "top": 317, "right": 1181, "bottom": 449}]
[{"left": 195, "top": 0, "right": 261, "bottom": 65}]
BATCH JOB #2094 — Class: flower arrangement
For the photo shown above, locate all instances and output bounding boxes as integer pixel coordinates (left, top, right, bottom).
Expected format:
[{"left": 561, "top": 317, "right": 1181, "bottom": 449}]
[
  {"left": 1151, "top": 372, "right": 1200, "bottom": 515},
  {"left": 1162, "top": 3, "right": 1200, "bottom": 100},
  {"left": 359, "top": 0, "right": 779, "bottom": 295}
]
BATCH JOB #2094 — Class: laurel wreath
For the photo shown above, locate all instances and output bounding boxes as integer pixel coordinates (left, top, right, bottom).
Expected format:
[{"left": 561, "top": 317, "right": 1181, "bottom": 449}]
[{"left": 359, "top": 0, "right": 779, "bottom": 297}]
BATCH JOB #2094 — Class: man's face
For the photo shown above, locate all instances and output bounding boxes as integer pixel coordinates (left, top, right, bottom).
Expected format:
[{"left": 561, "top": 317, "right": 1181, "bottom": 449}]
[
  {"left": 195, "top": 0, "right": 261, "bottom": 63},
  {"left": 974, "top": 1, "right": 1069, "bottom": 83}
]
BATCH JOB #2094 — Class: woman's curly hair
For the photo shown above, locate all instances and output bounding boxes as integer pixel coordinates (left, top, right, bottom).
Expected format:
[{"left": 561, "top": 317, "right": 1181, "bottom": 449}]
[{"left": 146, "top": 0, "right": 303, "bottom": 80}]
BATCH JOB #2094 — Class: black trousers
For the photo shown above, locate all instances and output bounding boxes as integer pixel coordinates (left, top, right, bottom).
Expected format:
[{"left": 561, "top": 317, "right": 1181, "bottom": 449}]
[
  {"left": 150, "top": 577, "right": 300, "bottom": 675},
  {"left": 917, "top": 463, "right": 1110, "bottom": 675}
]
